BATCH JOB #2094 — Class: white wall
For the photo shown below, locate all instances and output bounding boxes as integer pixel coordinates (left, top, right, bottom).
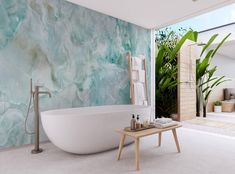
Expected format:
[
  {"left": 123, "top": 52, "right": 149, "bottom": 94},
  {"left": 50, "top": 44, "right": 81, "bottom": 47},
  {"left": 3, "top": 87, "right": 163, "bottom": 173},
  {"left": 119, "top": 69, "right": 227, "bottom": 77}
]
[
  {"left": 197, "top": 24, "right": 235, "bottom": 112},
  {"left": 210, "top": 54, "right": 235, "bottom": 79},
  {"left": 199, "top": 23, "right": 235, "bottom": 44},
  {"left": 207, "top": 47, "right": 235, "bottom": 112}
]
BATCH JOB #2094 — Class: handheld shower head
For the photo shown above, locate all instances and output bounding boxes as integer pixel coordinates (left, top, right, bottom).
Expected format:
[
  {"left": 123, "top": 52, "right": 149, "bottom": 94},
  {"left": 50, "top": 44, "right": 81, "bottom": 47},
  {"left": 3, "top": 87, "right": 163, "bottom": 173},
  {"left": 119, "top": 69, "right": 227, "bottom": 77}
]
[{"left": 30, "top": 78, "right": 33, "bottom": 95}]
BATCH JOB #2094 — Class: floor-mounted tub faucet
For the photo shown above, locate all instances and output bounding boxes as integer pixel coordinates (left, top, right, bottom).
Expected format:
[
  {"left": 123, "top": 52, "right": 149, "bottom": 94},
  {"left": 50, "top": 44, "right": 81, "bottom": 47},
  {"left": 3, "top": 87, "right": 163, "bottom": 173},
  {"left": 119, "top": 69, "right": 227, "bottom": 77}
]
[{"left": 30, "top": 80, "right": 51, "bottom": 154}]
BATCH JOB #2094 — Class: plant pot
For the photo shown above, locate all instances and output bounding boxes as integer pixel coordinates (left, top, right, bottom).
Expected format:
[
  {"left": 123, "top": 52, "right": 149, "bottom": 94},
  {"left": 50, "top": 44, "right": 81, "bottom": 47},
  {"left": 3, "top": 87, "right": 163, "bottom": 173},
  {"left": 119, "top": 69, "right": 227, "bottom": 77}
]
[{"left": 214, "top": 106, "right": 222, "bottom": 113}]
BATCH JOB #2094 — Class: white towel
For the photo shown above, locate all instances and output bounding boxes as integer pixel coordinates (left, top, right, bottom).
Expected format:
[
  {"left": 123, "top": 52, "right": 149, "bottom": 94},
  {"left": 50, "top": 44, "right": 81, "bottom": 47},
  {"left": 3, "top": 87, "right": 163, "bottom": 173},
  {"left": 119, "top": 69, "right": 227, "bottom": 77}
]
[
  {"left": 138, "top": 70, "right": 145, "bottom": 83},
  {"left": 133, "top": 83, "right": 139, "bottom": 105},
  {"left": 138, "top": 83, "right": 145, "bottom": 102},
  {"left": 132, "top": 71, "right": 138, "bottom": 81},
  {"left": 132, "top": 57, "right": 142, "bottom": 70},
  {"left": 133, "top": 82, "right": 146, "bottom": 105}
]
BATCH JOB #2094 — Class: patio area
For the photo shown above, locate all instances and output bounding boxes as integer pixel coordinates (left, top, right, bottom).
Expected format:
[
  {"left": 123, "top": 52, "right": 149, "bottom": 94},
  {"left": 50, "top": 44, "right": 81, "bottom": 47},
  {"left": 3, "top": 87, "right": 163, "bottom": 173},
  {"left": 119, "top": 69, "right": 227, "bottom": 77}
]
[{"left": 183, "top": 112, "right": 235, "bottom": 137}]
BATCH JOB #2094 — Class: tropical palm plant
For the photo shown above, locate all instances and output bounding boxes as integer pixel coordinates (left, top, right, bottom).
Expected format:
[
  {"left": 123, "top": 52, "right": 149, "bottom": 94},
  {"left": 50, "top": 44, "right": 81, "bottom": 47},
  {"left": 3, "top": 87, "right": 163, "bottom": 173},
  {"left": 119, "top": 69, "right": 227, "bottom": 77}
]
[
  {"left": 196, "top": 33, "right": 231, "bottom": 117},
  {"left": 155, "top": 29, "right": 198, "bottom": 117}
]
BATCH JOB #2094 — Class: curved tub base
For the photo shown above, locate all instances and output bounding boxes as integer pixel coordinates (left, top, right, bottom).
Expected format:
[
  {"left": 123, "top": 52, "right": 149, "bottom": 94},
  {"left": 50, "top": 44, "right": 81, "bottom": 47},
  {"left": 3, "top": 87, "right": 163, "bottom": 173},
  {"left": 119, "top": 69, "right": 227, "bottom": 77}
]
[{"left": 41, "top": 105, "right": 151, "bottom": 154}]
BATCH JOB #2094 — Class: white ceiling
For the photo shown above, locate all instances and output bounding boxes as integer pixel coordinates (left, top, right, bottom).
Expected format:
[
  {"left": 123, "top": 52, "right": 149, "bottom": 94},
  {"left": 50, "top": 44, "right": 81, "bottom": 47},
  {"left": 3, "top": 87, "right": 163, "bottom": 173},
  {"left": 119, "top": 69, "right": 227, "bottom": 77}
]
[{"left": 67, "top": 0, "right": 235, "bottom": 29}]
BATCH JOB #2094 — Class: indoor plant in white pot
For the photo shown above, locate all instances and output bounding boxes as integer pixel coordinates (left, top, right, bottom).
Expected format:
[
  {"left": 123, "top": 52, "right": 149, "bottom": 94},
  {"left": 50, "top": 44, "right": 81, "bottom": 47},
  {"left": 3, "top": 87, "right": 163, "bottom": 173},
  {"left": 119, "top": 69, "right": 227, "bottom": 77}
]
[{"left": 214, "top": 101, "right": 222, "bottom": 113}]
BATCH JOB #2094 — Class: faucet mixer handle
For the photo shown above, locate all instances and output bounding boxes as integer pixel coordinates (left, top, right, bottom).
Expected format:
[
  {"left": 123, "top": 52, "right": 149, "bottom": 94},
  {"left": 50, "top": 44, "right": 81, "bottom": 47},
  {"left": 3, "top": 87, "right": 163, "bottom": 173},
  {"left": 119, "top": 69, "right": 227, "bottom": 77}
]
[
  {"left": 34, "top": 85, "right": 44, "bottom": 89},
  {"left": 30, "top": 79, "right": 44, "bottom": 92}
]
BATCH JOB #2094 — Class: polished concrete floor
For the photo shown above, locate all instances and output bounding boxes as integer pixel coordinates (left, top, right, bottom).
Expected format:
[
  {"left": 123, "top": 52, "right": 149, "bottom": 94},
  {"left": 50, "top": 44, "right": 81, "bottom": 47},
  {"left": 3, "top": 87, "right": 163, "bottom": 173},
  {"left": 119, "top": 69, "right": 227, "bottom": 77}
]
[{"left": 1, "top": 128, "right": 235, "bottom": 174}]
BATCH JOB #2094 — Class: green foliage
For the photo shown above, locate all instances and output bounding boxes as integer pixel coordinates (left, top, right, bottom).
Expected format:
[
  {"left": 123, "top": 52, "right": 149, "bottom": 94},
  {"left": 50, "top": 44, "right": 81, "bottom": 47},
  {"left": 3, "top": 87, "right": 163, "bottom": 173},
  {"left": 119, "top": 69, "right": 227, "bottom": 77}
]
[
  {"left": 155, "top": 28, "right": 188, "bottom": 65},
  {"left": 196, "top": 33, "right": 231, "bottom": 117},
  {"left": 214, "top": 101, "right": 222, "bottom": 106},
  {"left": 156, "top": 28, "right": 230, "bottom": 118},
  {"left": 155, "top": 28, "right": 198, "bottom": 117}
]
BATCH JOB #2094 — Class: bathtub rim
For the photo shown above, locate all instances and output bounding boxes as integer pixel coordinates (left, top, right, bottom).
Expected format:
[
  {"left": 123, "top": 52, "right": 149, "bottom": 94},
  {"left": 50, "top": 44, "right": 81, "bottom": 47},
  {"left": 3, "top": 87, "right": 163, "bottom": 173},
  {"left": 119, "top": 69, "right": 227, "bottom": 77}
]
[{"left": 41, "top": 104, "right": 151, "bottom": 117}]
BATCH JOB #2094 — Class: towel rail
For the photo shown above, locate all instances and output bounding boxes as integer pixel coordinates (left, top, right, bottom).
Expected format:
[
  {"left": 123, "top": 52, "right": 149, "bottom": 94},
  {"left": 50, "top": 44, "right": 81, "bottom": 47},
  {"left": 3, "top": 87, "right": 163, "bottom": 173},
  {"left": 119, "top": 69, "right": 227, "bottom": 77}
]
[{"left": 127, "top": 52, "right": 148, "bottom": 105}]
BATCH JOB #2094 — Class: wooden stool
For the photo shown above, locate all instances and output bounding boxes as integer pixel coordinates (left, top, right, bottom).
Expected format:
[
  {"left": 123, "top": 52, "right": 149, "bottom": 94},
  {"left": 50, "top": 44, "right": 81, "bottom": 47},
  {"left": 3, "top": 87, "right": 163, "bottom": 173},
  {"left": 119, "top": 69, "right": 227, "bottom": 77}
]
[{"left": 116, "top": 125, "right": 182, "bottom": 170}]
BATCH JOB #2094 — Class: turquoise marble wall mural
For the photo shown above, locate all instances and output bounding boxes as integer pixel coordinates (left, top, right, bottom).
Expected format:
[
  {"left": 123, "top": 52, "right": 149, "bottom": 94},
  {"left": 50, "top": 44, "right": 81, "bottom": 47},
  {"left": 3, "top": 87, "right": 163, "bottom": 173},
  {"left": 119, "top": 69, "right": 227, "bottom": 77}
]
[{"left": 0, "top": 0, "right": 151, "bottom": 149}]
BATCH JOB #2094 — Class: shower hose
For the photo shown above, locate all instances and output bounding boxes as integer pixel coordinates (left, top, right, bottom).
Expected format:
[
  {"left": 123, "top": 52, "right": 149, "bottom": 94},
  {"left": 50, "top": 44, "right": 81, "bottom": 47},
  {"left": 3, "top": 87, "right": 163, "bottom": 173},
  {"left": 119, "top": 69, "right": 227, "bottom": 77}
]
[{"left": 24, "top": 93, "right": 35, "bottom": 135}]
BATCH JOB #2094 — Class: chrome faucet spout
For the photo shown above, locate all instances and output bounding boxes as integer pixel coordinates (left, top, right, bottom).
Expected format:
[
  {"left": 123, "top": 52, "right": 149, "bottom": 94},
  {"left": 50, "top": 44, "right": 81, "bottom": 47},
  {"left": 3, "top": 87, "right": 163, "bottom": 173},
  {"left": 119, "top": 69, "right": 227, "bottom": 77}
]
[{"left": 38, "top": 91, "right": 52, "bottom": 98}]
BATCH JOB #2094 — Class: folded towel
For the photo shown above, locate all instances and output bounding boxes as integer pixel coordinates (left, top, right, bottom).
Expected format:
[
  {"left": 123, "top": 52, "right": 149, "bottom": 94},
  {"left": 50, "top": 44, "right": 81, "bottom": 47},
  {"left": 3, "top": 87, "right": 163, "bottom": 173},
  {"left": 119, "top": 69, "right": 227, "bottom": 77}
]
[
  {"left": 154, "top": 117, "right": 173, "bottom": 124},
  {"left": 154, "top": 121, "right": 178, "bottom": 129},
  {"left": 132, "top": 57, "right": 142, "bottom": 70},
  {"left": 138, "top": 70, "right": 145, "bottom": 83}
]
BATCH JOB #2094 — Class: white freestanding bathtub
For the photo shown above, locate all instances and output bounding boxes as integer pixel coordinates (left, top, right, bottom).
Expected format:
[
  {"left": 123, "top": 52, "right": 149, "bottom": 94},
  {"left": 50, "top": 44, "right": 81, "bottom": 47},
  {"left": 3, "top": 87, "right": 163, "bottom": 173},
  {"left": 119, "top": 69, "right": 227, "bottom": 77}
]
[{"left": 41, "top": 105, "right": 151, "bottom": 154}]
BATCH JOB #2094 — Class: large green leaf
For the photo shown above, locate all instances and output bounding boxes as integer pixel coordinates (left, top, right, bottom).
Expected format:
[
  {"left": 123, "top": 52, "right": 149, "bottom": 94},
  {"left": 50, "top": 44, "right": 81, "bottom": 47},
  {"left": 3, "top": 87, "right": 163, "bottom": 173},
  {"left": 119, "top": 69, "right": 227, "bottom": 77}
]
[
  {"left": 215, "top": 79, "right": 230, "bottom": 86},
  {"left": 188, "top": 31, "right": 198, "bottom": 42},
  {"left": 155, "top": 47, "right": 165, "bottom": 77},
  {"left": 197, "top": 50, "right": 213, "bottom": 79},
  {"left": 202, "top": 86, "right": 210, "bottom": 93},
  {"left": 169, "top": 30, "right": 198, "bottom": 62},
  {"left": 163, "top": 45, "right": 172, "bottom": 55},
  {"left": 208, "top": 67, "right": 217, "bottom": 78},
  {"left": 204, "top": 90, "right": 212, "bottom": 101},
  {"left": 211, "top": 76, "right": 225, "bottom": 88},
  {"left": 200, "top": 34, "right": 218, "bottom": 57},
  {"left": 211, "top": 33, "right": 231, "bottom": 58},
  {"left": 199, "top": 77, "right": 217, "bottom": 87}
]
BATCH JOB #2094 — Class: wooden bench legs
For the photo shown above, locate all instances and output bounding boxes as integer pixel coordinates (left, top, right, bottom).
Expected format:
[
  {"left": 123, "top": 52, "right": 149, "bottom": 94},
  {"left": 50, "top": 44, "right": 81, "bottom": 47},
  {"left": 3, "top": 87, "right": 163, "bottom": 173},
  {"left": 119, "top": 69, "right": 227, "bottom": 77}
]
[
  {"left": 117, "top": 134, "right": 126, "bottom": 160},
  {"left": 117, "top": 128, "right": 181, "bottom": 171},
  {"left": 117, "top": 135, "right": 140, "bottom": 170},
  {"left": 158, "top": 129, "right": 180, "bottom": 153},
  {"left": 135, "top": 138, "right": 140, "bottom": 171},
  {"left": 158, "top": 132, "right": 162, "bottom": 147},
  {"left": 172, "top": 128, "right": 181, "bottom": 153}
]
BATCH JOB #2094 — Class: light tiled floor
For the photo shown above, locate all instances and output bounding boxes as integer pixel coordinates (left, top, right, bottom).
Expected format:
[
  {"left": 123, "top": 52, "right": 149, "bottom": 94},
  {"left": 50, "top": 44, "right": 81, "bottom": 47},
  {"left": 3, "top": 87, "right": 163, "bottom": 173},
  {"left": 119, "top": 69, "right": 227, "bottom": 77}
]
[{"left": 1, "top": 128, "right": 235, "bottom": 174}]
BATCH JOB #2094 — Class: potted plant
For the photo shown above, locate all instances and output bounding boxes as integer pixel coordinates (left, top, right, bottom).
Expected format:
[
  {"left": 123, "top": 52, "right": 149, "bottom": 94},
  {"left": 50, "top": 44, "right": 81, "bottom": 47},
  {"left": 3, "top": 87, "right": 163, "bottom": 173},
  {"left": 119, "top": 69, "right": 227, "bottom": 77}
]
[{"left": 214, "top": 101, "right": 222, "bottom": 113}]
